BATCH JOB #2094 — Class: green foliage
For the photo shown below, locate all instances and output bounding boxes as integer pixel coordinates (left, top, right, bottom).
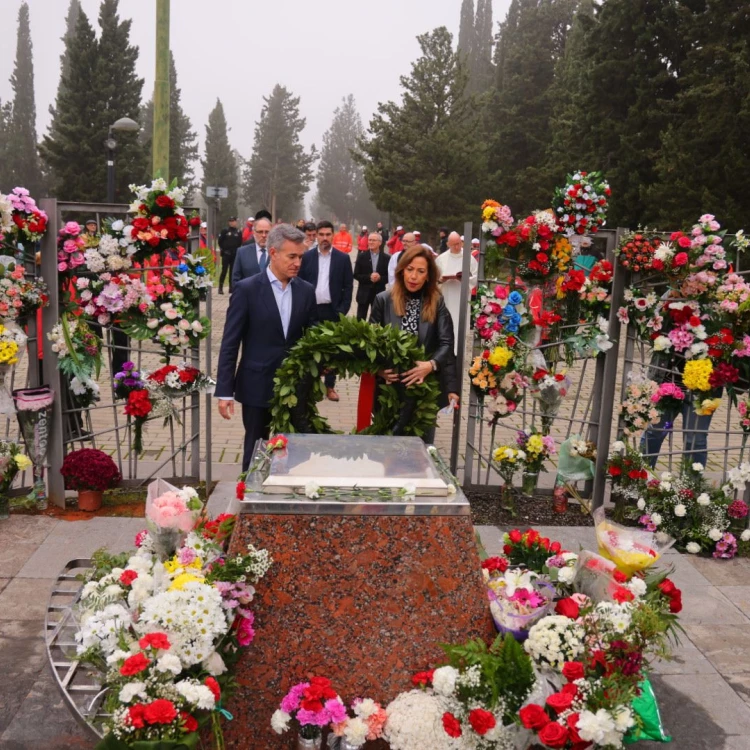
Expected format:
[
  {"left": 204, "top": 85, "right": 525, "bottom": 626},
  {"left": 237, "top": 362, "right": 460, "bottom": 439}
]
[
  {"left": 201, "top": 99, "right": 238, "bottom": 228},
  {"left": 141, "top": 53, "right": 199, "bottom": 200},
  {"left": 469, "top": 0, "right": 495, "bottom": 94},
  {"left": 441, "top": 633, "right": 536, "bottom": 721},
  {"left": 95, "top": 734, "right": 200, "bottom": 750},
  {"left": 269, "top": 316, "right": 439, "bottom": 437},
  {"left": 1, "top": 2, "right": 43, "bottom": 194},
  {"left": 243, "top": 84, "right": 316, "bottom": 221},
  {"left": 40, "top": 0, "right": 148, "bottom": 201},
  {"left": 357, "top": 27, "right": 487, "bottom": 233},
  {"left": 88, "top": 547, "right": 131, "bottom": 581}
]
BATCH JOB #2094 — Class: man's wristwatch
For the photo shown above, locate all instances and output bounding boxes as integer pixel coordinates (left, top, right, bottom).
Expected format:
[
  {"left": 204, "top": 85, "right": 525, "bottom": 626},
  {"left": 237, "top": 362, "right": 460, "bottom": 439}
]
[{"left": 430, "top": 359, "right": 438, "bottom": 372}]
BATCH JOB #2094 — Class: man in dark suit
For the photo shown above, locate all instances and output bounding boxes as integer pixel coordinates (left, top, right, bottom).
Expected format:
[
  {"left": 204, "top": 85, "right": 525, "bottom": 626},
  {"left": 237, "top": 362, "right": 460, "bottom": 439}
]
[
  {"left": 354, "top": 231, "right": 390, "bottom": 320},
  {"left": 216, "top": 224, "right": 317, "bottom": 471},
  {"left": 298, "top": 220, "right": 354, "bottom": 402},
  {"left": 217, "top": 217, "right": 243, "bottom": 294},
  {"left": 231, "top": 217, "right": 271, "bottom": 288}
]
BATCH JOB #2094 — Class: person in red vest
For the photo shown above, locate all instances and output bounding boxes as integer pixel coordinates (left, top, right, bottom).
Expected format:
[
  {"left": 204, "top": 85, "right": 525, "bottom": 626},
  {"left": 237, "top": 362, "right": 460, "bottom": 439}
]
[
  {"left": 241, "top": 217, "right": 254, "bottom": 244},
  {"left": 386, "top": 226, "right": 404, "bottom": 255},
  {"left": 332, "top": 223, "right": 353, "bottom": 253},
  {"left": 357, "top": 226, "right": 369, "bottom": 253}
]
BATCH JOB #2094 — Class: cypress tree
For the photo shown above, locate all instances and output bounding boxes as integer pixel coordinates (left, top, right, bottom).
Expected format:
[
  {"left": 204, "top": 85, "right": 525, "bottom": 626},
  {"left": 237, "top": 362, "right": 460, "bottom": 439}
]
[
  {"left": 4, "top": 2, "right": 43, "bottom": 195},
  {"left": 469, "top": 0, "right": 494, "bottom": 94},
  {"left": 141, "top": 52, "right": 199, "bottom": 199},
  {"left": 201, "top": 99, "right": 238, "bottom": 228},
  {"left": 357, "top": 27, "right": 487, "bottom": 232},
  {"left": 243, "top": 84, "right": 316, "bottom": 221},
  {"left": 457, "top": 0, "right": 475, "bottom": 61}
]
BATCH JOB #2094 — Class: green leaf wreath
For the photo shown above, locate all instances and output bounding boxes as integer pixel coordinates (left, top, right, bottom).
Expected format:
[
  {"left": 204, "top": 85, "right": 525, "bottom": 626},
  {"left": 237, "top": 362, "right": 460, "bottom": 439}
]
[{"left": 269, "top": 316, "right": 440, "bottom": 436}]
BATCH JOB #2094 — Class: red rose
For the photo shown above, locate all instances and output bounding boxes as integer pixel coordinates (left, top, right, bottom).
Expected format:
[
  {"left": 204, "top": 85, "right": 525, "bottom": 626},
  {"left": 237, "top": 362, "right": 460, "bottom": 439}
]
[
  {"left": 519, "top": 704, "right": 550, "bottom": 730},
  {"left": 120, "top": 652, "right": 150, "bottom": 676},
  {"left": 562, "top": 682, "right": 579, "bottom": 698},
  {"left": 119, "top": 569, "right": 138, "bottom": 586},
  {"left": 538, "top": 721, "right": 570, "bottom": 748},
  {"left": 658, "top": 579, "right": 677, "bottom": 597},
  {"left": 181, "top": 712, "right": 198, "bottom": 732},
  {"left": 127, "top": 704, "right": 146, "bottom": 729},
  {"left": 411, "top": 670, "right": 434, "bottom": 687},
  {"left": 555, "top": 597, "right": 580, "bottom": 619},
  {"left": 468, "top": 708, "right": 496, "bottom": 736},
  {"left": 147, "top": 233, "right": 162, "bottom": 247},
  {"left": 188, "top": 215, "right": 201, "bottom": 227},
  {"left": 562, "top": 661, "right": 585, "bottom": 682},
  {"left": 482, "top": 556, "right": 509, "bottom": 573},
  {"left": 669, "top": 594, "right": 683, "bottom": 614},
  {"left": 550, "top": 541, "right": 562, "bottom": 554},
  {"left": 508, "top": 529, "right": 523, "bottom": 544},
  {"left": 673, "top": 251, "right": 688, "bottom": 267},
  {"left": 546, "top": 691, "right": 574, "bottom": 713},
  {"left": 143, "top": 698, "right": 178, "bottom": 725},
  {"left": 138, "top": 632, "right": 171, "bottom": 651},
  {"left": 155, "top": 194, "right": 175, "bottom": 208},
  {"left": 132, "top": 217, "right": 150, "bottom": 232},
  {"left": 442, "top": 712, "right": 462, "bottom": 738},
  {"left": 677, "top": 236, "right": 692, "bottom": 248},
  {"left": 204, "top": 677, "right": 221, "bottom": 702},
  {"left": 613, "top": 586, "right": 634, "bottom": 604},
  {"left": 608, "top": 465, "right": 622, "bottom": 477}
]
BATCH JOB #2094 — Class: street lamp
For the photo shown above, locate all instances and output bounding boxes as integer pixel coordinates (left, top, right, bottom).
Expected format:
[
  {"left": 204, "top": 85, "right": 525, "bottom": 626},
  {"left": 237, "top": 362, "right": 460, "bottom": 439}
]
[
  {"left": 105, "top": 116, "right": 140, "bottom": 203},
  {"left": 345, "top": 190, "right": 354, "bottom": 226}
]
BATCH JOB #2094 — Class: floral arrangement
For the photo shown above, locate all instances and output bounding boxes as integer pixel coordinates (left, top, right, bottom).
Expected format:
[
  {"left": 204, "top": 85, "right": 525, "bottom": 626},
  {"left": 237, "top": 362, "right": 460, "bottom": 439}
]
[
  {"left": 60, "top": 448, "right": 121, "bottom": 492},
  {"left": 1, "top": 187, "right": 48, "bottom": 251},
  {"left": 271, "top": 677, "right": 346, "bottom": 741},
  {"left": 715, "top": 273, "right": 750, "bottom": 322},
  {"left": 331, "top": 699, "right": 388, "bottom": 747},
  {"left": 650, "top": 381, "right": 685, "bottom": 420},
  {"left": 128, "top": 179, "right": 190, "bottom": 261},
  {"left": 114, "top": 362, "right": 155, "bottom": 455},
  {"left": 569, "top": 438, "right": 597, "bottom": 461},
  {"left": 79, "top": 218, "right": 138, "bottom": 275},
  {"left": 56, "top": 221, "right": 87, "bottom": 273},
  {"left": 146, "top": 484, "right": 204, "bottom": 560},
  {"left": 468, "top": 343, "right": 526, "bottom": 419},
  {"left": 492, "top": 445, "right": 525, "bottom": 486},
  {"left": 146, "top": 363, "right": 215, "bottom": 399},
  {"left": 48, "top": 317, "right": 102, "bottom": 385},
  {"left": 618, "top": 369, "right": 660, "bottom": 439},
  {"left": 73, "top": 502, "right": 272, "bottom": 748},
  {"left": 614, "top": 230, "right": 662, "bottom": 272},
  {"left": 472, "top": 285, "right": 529, "bottom": 346},
  {"left": 553, "top": 170, "right": 611, "bottom": 236},
  {"left": 515, "top": 430, "right": 556, "bottom": 473},
  {"left": 169, "top": 253, "right": 213, "bottom": 302},
  {"left": 0, "top": 441, "right": 32, "bottom": 492},
  {"left": 529, "top": 368, "right": 570, "bottom": 434},
  {"left": 738, "top": 393, "right": 750, "bottom": 434},
  {"left": 76, "top": 273, "right": 153, "bottom": 326},
  {"left": 486, "top": 567, "right": 555, "bottom": 639},
  {"left": 578, "top": 260, "right": 613, "bottom": 320},
  {"left": 0, "top": 322, "right": 25, "bottom": 367},
  {"left": 480, "top": 199, "right": 515, "bottom": 239},
  {"left": 616, "top": 288, "right": 660, "bottom": 340},
  {"left": 605, "top": 440, "right": 650, "bottom": 517},
  {"left": 502, "top": 527, "right": 564, "bottom": 570}
]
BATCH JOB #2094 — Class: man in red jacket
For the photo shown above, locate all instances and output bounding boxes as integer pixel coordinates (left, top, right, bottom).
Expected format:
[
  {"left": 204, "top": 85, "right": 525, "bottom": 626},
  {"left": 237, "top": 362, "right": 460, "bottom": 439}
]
[
  {"left": 386, "top": 225, "right": 404, "bottom": 255},
  {"left": 357, "top": 226, "right": 369, "bottom": 253},
  {"left": 241, "top": 217, "right": 254, "bottom": 244}
]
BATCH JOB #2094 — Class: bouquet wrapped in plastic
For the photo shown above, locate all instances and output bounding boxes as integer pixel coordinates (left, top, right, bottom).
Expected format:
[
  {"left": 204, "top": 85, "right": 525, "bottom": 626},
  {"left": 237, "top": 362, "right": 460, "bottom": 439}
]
[
  {"left": 593, "top": 508, "right": 674, "bottom": 576},
  {"left": 145, "top": 478, "right": 203, "bottom": 560}
]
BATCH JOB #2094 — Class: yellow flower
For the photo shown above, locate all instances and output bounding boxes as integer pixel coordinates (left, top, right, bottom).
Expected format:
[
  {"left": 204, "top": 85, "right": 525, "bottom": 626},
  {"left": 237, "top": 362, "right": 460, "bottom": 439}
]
[
  {"left": 683, "top": 359, "right": 713, "bottom": 391},
  {"left": 168, "top": 572, "right": 204, "bottom": 591},
  {"left": 493, "top": 445, "right": 519, "bottom": 464},
  {"left": 526, "top": 434, "right": 544, "bottom": 455},
  {"left": 556, "top": 276, "right": 566, "bottom": 300},
  {"left": 164, "top": 557, "right": 181, "bottom": 573},
  {"left": 14, "top": 454, "right": 32, "bottom": 470},
  {"left": 0, "top": 341, "right": 19, "bottom": 365},
  {"left": 695, "top": 397, "right": 722, "bottom": 416},
  {"left": 488, "top": 346, "right": 513, "bottom": 369}
]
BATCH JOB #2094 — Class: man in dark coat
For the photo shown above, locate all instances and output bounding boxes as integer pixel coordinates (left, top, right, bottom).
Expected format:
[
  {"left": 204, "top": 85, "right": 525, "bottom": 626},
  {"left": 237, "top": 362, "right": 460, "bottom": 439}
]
[
  {"left": 216, "top": 224, "right": 317, "bottom": 470},
  {"left": 217, "top": 217, "right": 243, "bottom": 294},
  {"left": 231, "top": 217, "right": 271, "bottom": 288},
  {"left": 298, "top": 220, "right": 354, "bottom": 401},
  {"left": 353, "top": 231, "right": 390, "bottom": 320}
]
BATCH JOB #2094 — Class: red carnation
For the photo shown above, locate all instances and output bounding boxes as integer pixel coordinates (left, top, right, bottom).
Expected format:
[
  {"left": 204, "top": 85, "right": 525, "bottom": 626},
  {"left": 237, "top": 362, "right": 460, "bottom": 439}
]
[
  {"left": 608, "top": 465, "right": 622, "bottom": 477},
  {"left": 236, "top": 481, "right": 246, "bottom": 500},
  {"left": 550, "top": 541, "right": 562, "bottom": 554},
  {"left": 538, "top": 721, "right": 570, "bottom": 749},
  {"left": 508, "top": 529, "right": 523, "bottom": 544},
  {"left": 204, "top": 677, "right": 221, "bottom": 702},
  {"left": 132, "top": 217, "right": 150, "bottom": 232},
  {"left": 519, "top": 704, "right": 550, "bottom": 730},
  {"left": 124, "top": 389, "right": 153, "bottom": 419},
  {"left": 188, "top": 215, "right": 201, "bottom": 227},
  {"left": 127, "top": 704, "right": 147, "bottom": 729},
  {"left": 658, "top": 579, "right": 677, "bottom": 597},
  {"left": 155, "top": 194, "right": 175, "bottom": 209},
  {"left": 119, "top": 569, "right": 138, "bottom": 586},
  {"left": 120, "top": 652, "right": 150, "bottom": 676},
  {"left": 138, "top": 632, "right": 171, "bottom": 651},
  {"left": 555, "top": 597, "right": 580, "bottom": 619},
  {"left": 468, "top": 708, "right": 496, "bottom": 736},
  {"left": 669, "top": 594, "right": 683, "bottom": 613},
  {"left": 613, "top": 586, "right": 634, "bottom": 604},
  {"left": 481, "top": 556, "right": 509, "bottom": 573},
  {"left": 613, "top": 570, "right": 628, "bottom": 583},
  {"left": 442, "top": 712, "right": 462, "bottom": 738},
  {"left": 411, "top": 670, "right": 434, "bottom": 687},
  {"left": 181, "top": 712, "right": 198, "bottom": 732},
  {"left": 562, "top": 661, "right": 585, "bottom": 682},
  {"left": 546, "top": 691, "right": 575, "bottom": 713},
  {"left": 144, "top": 698, "right": 178, "bottom": 725}
]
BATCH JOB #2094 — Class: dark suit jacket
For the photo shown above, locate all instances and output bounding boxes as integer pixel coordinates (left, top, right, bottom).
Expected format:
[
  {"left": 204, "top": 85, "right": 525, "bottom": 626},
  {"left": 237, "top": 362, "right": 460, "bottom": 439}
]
[
  {"left": 231, "top": 242, "right": 264, "bottom": 287},
  {"left": 370, "top": 290, "right": 459, "bottom": 405},
  {"left": 354, "top": 250, "right": 390, "bottom": 305},
  {"left": 215, "top": 272, "right": 317, "bottom": 408},
  {"left": 298, "top": 248, "right": 354, "bottom": 316}
]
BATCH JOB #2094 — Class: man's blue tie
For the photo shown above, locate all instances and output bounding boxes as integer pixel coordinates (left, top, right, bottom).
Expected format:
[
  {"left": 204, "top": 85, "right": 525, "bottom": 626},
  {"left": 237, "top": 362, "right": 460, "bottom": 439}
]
[{"left": 259, "top": 248, "right": 268, "bottom": 271}]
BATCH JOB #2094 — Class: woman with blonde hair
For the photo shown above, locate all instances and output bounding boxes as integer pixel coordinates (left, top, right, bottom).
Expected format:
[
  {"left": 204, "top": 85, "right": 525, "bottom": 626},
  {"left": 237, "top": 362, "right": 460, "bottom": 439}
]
[{"left": 370, "top": 245, "right": 459, "bottom": 442}]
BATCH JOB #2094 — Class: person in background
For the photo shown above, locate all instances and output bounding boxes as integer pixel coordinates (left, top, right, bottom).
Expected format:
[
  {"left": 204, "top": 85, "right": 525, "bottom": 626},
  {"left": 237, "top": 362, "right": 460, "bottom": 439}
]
[
  {"left": 232, "top": 217, "right": 271, "bottom": 287},
  {"left": 439, "top": 227, "right": 449, "bottom": 254},
  {"left": 299, "top": 220, "right": 354, "bottom": 402},
  {"left": 436, "top": 231, "right": 479, "bottom": 355},
  {"left": 256, "top": 209, "right": 273, "bottom": 222},
  {"left": 82, "top": 219, "right": 99, "bottom": 240},
  {"left": 303, "top": 222, "right": 318, "bottom": 251},
  {"left": 199, "top": 222, "right": 208, "bottom": 249},
  {"left": 242, "top": 217, "right": 255, "bottom": 244},
  {"left": 386, "top": 226, "right": 404, "bottom": 255},
  {"left": 376, "top": 221, "right": 389, "bottom": 250},
  {"left": 387, "top": 232, "right": 418, "bottom": 287},
  {"left": 354, "top": 232, "right": 390, "bottom": 319},
  {"left": 357, "top": 226, "right": 369, "bottom": 254},
  {"left": 216, "top": 224, "right": 317, "bottom": 471},
  {"left": 370, "top": 245, "right": 459, "bottom": 443},
  {"left": 332, "top": 223, "right": 353, "bottom": 254},
  {"left": 296, "top": 219, "right": 306, "bottom": 231},
  {"left": 414, "top": 231, "right": 435, "bottom": 255},
  {"left": 217, "top": 216, "right": 243, "bottom": 294}
]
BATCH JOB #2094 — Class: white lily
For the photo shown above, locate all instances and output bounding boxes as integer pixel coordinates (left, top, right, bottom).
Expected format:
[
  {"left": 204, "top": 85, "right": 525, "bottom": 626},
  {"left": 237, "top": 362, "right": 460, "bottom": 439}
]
[{"left": 502, "top": 568, "right": 537, "bottom": 597}]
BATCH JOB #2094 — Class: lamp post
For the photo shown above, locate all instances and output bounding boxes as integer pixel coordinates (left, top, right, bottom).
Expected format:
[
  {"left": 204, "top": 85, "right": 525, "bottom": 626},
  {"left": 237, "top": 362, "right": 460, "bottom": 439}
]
[
  {"left": 104, "top": 116, "right": 140, "bottom": 203},
  {"left": 345, "top": 190, "right": 354, "bottom": 226}
]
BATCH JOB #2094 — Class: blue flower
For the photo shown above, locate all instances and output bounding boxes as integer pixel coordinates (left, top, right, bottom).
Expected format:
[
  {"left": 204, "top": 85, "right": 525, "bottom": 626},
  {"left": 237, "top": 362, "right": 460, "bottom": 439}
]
[
  {"left": 195, "top": 265, "right": 206, "bottom": 275},
  {"left": 509, "top": 313, "right": 522, "bottom": 325},
  {"left": 506, "top": 321, "right": 519, "bottom": 333},
  {"left": 177, "top": 263, "right": 189, "bottom": 273},
  {"left": 508, "top": 291, "right": 523, "bottom": 305},
  {"left": 503, "top": 304, "right": 515, "bottom": 317}
]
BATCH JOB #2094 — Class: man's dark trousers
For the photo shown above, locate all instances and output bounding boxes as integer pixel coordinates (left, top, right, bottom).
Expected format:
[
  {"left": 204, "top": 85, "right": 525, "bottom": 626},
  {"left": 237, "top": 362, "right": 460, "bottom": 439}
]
[{"left": 242, "top": 405, "right": 271, "bottom": 471}]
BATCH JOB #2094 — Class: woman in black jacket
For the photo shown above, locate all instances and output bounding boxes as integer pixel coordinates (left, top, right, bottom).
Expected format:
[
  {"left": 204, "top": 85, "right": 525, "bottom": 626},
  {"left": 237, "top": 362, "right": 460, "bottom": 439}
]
[{"left": 370, "top": 245, "right": 460, "bottom": 442}]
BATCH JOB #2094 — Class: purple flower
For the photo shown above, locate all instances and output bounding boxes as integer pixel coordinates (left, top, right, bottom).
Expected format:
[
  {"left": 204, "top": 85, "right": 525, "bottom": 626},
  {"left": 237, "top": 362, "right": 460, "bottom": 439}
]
[
  {"left": 122, "top": 361, "right": 135, "bottom": 371},
  {"left": 713, "top": 533, "right": 737, "bottom": 559}
]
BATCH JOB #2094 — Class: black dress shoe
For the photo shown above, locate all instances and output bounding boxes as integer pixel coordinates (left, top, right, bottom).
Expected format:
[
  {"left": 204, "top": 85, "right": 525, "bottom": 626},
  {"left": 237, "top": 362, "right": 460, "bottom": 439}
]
[{"left": 218, "top": 289, "right": 224, "bottom": 295}]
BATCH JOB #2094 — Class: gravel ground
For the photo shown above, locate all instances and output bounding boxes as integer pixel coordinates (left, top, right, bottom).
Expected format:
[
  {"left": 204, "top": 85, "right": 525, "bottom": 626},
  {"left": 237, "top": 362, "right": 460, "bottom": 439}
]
[{"left": 465, "top": 487, "right": 595, "bottom": 527}]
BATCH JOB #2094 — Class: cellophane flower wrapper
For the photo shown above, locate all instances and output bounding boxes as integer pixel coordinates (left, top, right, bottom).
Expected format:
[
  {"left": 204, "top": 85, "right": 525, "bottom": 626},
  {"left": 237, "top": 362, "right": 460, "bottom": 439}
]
[
  {"left": 593, "top": 507, "right": 674, "bottom": 576},
  {"left": 556, "top": 435, "right": 595, "bottom": 483},
  {"left": 574, "top": 550, "right": 629, "bottom": 603},
  {"left": 145, "top": 479, "right": 197, "bottom": 560}
]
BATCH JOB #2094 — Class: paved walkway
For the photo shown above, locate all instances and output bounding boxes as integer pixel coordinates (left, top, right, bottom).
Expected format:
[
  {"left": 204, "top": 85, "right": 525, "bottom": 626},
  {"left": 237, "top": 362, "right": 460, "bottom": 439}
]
[{"left": 1, "top": 486, "right": 749, "bottom": 748}]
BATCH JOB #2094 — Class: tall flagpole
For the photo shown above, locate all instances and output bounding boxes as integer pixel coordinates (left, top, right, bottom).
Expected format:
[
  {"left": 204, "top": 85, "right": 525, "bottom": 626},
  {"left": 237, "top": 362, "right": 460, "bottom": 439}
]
[{"left": 152, "top": 0, "right": 170, "bottom": 180}]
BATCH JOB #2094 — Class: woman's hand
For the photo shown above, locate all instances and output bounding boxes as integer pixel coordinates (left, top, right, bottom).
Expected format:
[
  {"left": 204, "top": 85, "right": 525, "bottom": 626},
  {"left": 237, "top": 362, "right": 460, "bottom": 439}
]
[
  {"left": 447, "top": 393, "right": 460, "bottom": 408},
  {"left": 401, "top": 361, "right": 434, "bottom": 387},
  {"left": 377, "top": 368, "right": 400, "bottom": 384}
]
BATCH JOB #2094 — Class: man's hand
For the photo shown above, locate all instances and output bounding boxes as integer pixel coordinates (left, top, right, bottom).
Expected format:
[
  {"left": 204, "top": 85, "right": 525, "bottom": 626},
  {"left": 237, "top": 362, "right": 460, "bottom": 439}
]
[
  {"left": 371, "top": 272, "right": 381, "bottom": 283},
  {"left": 218, "top": 400, "right": 235, "bottom": 420}
]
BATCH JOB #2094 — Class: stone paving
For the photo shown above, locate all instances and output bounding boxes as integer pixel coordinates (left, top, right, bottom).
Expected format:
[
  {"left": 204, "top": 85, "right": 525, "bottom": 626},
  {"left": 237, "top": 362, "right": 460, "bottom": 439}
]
[{"left": 1, "top": 488, "right": 749, "bottom": 748}]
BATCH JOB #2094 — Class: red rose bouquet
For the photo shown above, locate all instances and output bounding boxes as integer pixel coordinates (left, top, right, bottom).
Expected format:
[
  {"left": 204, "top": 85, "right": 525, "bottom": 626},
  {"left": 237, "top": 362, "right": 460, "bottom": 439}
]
[
  {"left": 146, "top": 362, "right": 215, "bottom": 398},
  {"left": 615, "top": 230, "right": 662, "bottom": 272},
  {"left": 2, "top": 187, "right": 48, "bottom": 252},
  {"left": 60, "top": 447, "right": 121, "bottom": 492},
  {"left": 128, "top": 178, "right": 190, "bottom": 261},
  {"left": 553, "top": 170, "right": 611, "bottom": 236}
]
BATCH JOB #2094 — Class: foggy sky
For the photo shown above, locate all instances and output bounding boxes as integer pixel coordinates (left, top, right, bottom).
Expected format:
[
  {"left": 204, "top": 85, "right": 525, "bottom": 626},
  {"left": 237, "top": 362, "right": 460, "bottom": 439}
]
[{"left": 1, "top": 0, "right": 511, "bottom": 173}]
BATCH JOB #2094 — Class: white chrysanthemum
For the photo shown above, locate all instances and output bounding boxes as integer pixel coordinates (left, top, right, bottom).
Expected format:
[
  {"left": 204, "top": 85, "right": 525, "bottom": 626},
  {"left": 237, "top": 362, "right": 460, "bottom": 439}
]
[
  {"left": 118, "top": 682, "right": 147, "bottom": 704},
  {"left": 614, "top": 706, "right": 635, "bottom": 733},
  {"left": 524, "top": 616, "right": 585, "bottom": 670},
  {"left": 697, "top": 493, "right": 711, "bottom": 506},
  {"left": 686, "top": 541, "right": 701, "bottom": 554},
  {"left": 175, "top": 679, "right": 216, "bottom": 710},
  {"left": 271, "top": 709, "right": 291, "bottom": 735},
  {"left": 741, "top": 530, "right": 750, "bottom": 542},
  {"left": 637, "top": 498, "right": 646, "bottom": 510},
  {"left": 75, "top": 603, "right": 132, "bottom": 656},
  {"left": 627, "top": 577, "right": 647, "bottom": 598},
  {"left": 708, "top": 528, "right": 723, "bottom": 542},
  {"left": 558, "top": 566, "right": 576, "bottom": 584},
  {"left": 692, "top": 462, "right": 704, "bottom": 473},
  {"left": 674, "top": 504, "right": 687, "bottom": 517},
  {"left": 431, "top": 665, "right": 459, "bottom": 697},
  {"left": 577, "top": 709, "right": 616, "bottom": 744},
  {"left": 353, "top": 698, "right": 377, "bottom": 719},
  {"left": 651, "top": 513, "right": 662, "bottom": 526},
  {"left": 155, "top": 653, "right": 182, "bottom": 675},
  {"left": 304, "top": 481, "right": 321, "bottom": 499}
]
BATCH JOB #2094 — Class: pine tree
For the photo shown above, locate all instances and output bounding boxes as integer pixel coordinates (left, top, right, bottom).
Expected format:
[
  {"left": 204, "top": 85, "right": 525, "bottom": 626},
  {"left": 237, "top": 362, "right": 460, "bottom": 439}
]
[
  {"left": 356, "top": 27, "right": 487, "bottom": 233},
  {"left": 243, "top": 84, "right": 316, "bottom": 221},
  {"left": 316, "top": 94, "right": 372, "bottom": 223},
  {"left": 483, "top": 0, "right": 578, "bottom": 213},
  {"left": 458, "top": 0, "right": 476, "bottom": 63},
  {"left": 469, "top": 0, "right": 494, "bottom": 94},
  {"left": 141, "top": 52, "right": 199, "bottom": 198},
  {"left": 3, "top": 2, "right": 43, "bottom": 195},
  {"left": 648, "top": 1, "right": 750, "bottom": 230},
  {"left": 201, "top": 99, "right": 238, "bottom": 228}
]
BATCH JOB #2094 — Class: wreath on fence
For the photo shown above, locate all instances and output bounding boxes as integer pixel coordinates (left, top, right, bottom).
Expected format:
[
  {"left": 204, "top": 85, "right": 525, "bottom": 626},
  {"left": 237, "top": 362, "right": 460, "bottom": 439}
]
[{"left": 269, "top": 316, "right": 440, "bottom": 437}]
